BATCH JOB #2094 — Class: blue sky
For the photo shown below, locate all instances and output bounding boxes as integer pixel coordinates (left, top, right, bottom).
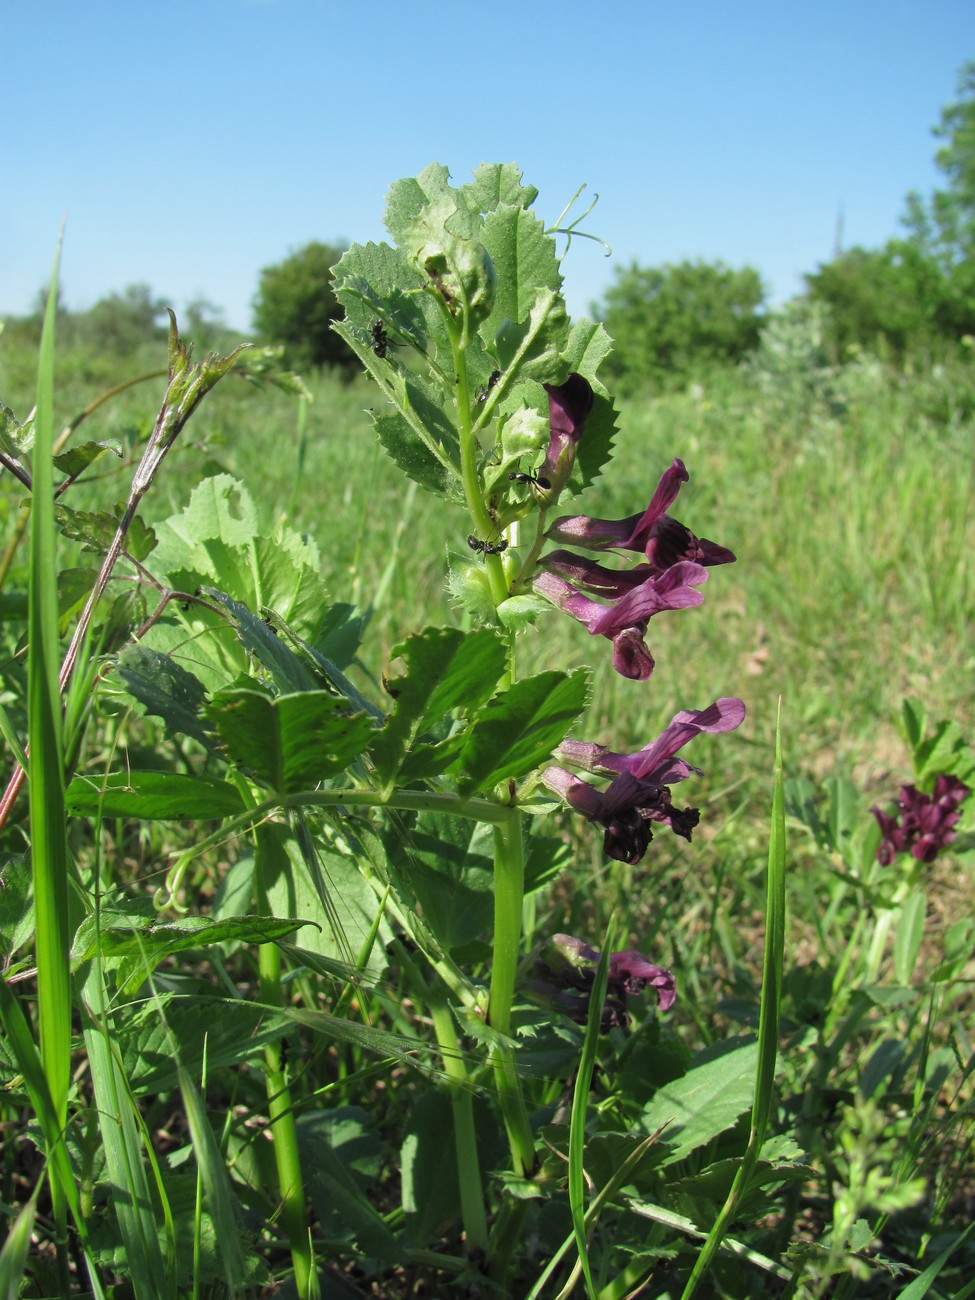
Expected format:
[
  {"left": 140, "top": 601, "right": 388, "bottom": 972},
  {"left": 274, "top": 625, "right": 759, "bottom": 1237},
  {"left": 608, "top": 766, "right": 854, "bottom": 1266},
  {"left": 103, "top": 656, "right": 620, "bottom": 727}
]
[{"left": 2, "top": 1, "right": 970, "bottom": 331}]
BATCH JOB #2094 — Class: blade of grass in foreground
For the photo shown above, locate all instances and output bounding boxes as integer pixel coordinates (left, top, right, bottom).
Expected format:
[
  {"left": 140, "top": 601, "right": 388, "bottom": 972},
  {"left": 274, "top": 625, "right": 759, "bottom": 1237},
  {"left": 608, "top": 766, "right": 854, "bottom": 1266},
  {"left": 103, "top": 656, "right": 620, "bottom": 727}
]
[
  {"left": 28, "top": 233, "right": 75, "bottom": 1291},
  {"left": 556, "top": 917, "right": 615, "bottom": 1300},
  {"left": 680, "top": 700, "right": 787, "bottom": 1300}
]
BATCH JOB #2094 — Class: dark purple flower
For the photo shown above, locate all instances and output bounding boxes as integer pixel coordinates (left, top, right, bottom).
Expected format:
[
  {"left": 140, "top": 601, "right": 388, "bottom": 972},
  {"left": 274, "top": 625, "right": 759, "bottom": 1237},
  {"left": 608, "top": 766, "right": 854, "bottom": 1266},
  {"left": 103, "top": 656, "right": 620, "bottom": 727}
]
[
  {"left": 541, "top": 698, "right": 746, "bottom": 863},
  {"left": 527, "top": 932, "right": 676, "bottom": 1031},
  {"left": 871, "top": 774, "right": 969, "bottom": 866},
  {"left": 533, "top": 559, "right": 709, "bottom": 680},
  {"left": 547, "top": 458, "right": 736, "bottom": 573},
  {"left": 538, "top": 373, "right": 595, "bottom": 494}
]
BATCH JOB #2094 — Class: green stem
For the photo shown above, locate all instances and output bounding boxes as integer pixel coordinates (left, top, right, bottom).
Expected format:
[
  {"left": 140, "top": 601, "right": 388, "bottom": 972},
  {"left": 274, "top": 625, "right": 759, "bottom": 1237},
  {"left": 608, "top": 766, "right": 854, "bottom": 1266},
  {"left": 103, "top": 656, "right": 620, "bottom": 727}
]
[
  {"left": 255, "top": 829, "right": 314, "bottom": 1298},
  {"left": 428, "top": 987, "right": 489, "bottom": 1253},
  {"left": 487, "top": 818, "right": 536, "bottom": 1177}
]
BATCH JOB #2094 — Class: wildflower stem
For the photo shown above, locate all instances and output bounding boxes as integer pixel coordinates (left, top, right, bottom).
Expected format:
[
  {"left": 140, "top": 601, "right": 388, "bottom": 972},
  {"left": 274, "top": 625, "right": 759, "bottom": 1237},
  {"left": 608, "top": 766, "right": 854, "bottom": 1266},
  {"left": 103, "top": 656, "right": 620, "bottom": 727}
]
[
  {"left": 254, "top": 825, "right": 314, "bottom": 1298},
  {"left": 487, "top": 817, "right": 536, "bottom": 1176},
  {"left": 427, "top": 986, "right": 489, "bottom": 1253}
]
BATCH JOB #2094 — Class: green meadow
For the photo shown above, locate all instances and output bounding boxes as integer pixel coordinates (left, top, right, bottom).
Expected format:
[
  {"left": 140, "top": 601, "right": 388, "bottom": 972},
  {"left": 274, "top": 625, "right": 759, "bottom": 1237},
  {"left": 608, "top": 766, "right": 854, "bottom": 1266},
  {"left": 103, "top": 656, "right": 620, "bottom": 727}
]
[{"left": 1, "top": 280, "right": 973, "bottom": 1296}]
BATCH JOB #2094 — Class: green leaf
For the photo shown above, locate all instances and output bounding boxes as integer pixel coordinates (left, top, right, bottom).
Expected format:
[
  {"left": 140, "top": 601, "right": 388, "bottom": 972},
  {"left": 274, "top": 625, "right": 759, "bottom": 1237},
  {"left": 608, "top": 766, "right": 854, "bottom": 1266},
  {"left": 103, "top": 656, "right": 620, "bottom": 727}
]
[
  {"left": 262, "top": 828, "right": 391, "bottom": 975},
  {"left": 462, "top": 161, "right": 539, "bottom": 214},
  {"left": 480, "top": 204, "right": 562, "bottom": 346},
  {"left": 120, "top": 995, "right": 292, "bottom": 1095},
  {"left": 114, "top": 643, "right": 214, "bottom": 747},
  {"left": 399, "top": 814, "right": 495, "bottom": 950},
  {"left": 151, "top": 474, "right": 332, "bottom": 643},
  {"left": 893, "top": 888, "right": 927, "bottom": 984},
  {"left": 451, "top": 667, "right": 589, "bottom": 794},
  {"left": 65, "top": 771, "right": 244, "bottom": 820},
  {"left": 54, "top": 503, "right": 156, "bottom": 561},
  {"left": 298, "top": 1109, "right": 401, "bottom": 1262},
  {"left": 203, "top": 587, "right": 319, "bottom": 693},
  {"left": 52, "top": 438, "right": 123, "bottom": 478},
  {"left": 207, "top": 688, "right": 374, "bottom": 794},
  {"left": 370, "top": 626, "right": 508, "bottom": 788},
  {"left": 638, "top": 1038, "right": 760, "bottom": 1166}
]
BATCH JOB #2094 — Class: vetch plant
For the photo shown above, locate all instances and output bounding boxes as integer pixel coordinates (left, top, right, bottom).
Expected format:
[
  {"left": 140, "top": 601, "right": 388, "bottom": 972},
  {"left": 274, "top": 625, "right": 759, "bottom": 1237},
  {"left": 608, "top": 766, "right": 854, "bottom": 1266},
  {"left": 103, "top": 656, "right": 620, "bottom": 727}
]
[{"left": 1, "top": 164, "right": 819, "bottom": 1299}]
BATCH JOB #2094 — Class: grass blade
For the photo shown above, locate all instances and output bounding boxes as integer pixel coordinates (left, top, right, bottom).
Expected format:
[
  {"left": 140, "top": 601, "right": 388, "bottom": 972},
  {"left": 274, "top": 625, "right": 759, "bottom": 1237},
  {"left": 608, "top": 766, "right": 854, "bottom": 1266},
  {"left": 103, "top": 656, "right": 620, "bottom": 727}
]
[
  {"left": 680, "top": 700, "right": 787, "bottom": 1299},
  {"left": 28, "top": 231, "right": 74, "bottom": 1285}
]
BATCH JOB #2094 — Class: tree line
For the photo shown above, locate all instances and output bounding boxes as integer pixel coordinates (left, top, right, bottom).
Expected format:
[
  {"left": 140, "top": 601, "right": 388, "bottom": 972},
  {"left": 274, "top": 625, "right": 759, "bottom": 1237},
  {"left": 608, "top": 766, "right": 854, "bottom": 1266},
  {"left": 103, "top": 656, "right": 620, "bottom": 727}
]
[{"left": 8, "top": 63, "right": 975, "bottom": 392}]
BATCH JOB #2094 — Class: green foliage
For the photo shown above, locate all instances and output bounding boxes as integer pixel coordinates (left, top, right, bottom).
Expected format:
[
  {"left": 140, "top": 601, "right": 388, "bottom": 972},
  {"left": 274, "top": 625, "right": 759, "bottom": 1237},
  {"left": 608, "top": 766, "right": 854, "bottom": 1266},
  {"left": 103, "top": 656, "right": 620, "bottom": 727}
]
[
  {"left": 251, "top": 239, "right": 356, "bottom": 370},
  {"left": 805, "top": 239, "right": 973, "bottom": 357},
  {"left": 70, "top": 282, "right": 169, "bottom": 355},
  {"left": 2, "top": 158, "right": 975, "bottom": 1299},
  {"left": 597, "top": 258, "right": 766, "bottom": 393},
  {"left": 903, "top": 60, "right": 975, "bottom": 270}
]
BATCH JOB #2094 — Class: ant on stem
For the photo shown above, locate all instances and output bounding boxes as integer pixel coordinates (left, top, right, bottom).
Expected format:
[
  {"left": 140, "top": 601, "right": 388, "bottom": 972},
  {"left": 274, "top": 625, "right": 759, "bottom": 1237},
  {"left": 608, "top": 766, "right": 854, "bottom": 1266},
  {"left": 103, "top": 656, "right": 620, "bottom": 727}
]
[
  {"left": 509, "top": 467, "right": 552, "bottom": 492},
  {"left": 467, "top": 533, "right": 509, "bottom": 555}
]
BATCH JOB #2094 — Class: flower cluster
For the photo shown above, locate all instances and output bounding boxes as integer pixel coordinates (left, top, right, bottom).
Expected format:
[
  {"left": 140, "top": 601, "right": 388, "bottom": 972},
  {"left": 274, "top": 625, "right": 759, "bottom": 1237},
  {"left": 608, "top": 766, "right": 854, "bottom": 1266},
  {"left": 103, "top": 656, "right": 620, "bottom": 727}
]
[
  {"left": 533, "top": 451, "right": 736, "bottom": 680},
  {"left": 527, "top": 932, "right": 676, "bottom": 1032},
  {"left": 540, "top": 698, "right": 746, "bottom": 864},
  {"left": 871, "top": 774, "right": 970, "bottom": 866}
]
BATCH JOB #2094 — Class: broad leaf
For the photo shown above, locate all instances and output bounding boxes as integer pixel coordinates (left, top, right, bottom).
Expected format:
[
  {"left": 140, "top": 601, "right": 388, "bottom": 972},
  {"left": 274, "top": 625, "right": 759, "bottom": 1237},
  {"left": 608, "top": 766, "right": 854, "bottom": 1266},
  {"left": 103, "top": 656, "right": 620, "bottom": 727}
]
[
  {"left": 451, "top": 667, "right": 589, "bottom": 794},
  {"left": 370, "top": 626, "right": 508, "bottom": 787},
  {"left": 638, "top": 1038, "right": 759, "bottom": 1166},
  {"left": 65, "top": 771, "right": 243, "bottom": 820},
  {"left": 114, "top": 643, "right": 213, "bottom": 748},
  {"left": 207, "top": 688, "right": 374, "bottom": 794}
]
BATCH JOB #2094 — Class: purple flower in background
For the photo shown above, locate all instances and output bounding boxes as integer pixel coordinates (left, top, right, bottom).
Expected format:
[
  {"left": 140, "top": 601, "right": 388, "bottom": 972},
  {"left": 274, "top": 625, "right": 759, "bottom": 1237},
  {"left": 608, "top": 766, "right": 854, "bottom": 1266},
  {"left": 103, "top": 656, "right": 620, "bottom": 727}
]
[
  {"left": 533, "top": 559, "right": 709, "bottom": 680},
  {"left": 547, "top": 458, "right": 736, "bottom": 573},
  {"left": 527, "top": 932, "right": 676, "bottom": 1031},
  {"left": 538, "top": 372, "right": 595, "bottom": 494},
  {"left": 871, "top": 774, "right": 969, "bottom": 866},
  {"left": 541, "top": 698, "right": 746, "bottom": 863}
]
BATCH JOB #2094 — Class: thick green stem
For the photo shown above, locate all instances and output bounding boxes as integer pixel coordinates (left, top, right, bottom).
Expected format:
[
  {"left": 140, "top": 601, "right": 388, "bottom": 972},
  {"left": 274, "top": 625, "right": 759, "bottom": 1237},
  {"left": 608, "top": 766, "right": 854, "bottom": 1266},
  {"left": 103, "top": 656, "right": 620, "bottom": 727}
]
[
  {"left": 487, "top": 818, "right": 536, "bottom": 1177},
  {"left": 428, "top": 988, "right": 489, "bottom": 1253},
  {"left": 256, "top": 832, "right": 314, "bottom": 1298}
]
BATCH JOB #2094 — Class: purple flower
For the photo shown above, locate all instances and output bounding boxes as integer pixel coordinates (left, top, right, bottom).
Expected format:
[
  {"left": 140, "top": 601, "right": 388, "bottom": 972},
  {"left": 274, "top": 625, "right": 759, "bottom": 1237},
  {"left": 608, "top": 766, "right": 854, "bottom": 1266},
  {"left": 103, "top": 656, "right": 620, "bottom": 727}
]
[
  {"left": 871, "top": 774, "right": 969, "bottom": 866},
  {"left": 527, "top": 932, "right": 676, "bottom": 1031},
  {"left": 541, "top": 698, "right": 746, "bottom": 863},
  {"left": 534, "top": 559, "right": 709, "bottom": 680},
  {"left": 538, "top": 373, "right": 595, "bottom": 494},
  {"left": 547, "top": 458, "right": 736, "bottom": 573}
]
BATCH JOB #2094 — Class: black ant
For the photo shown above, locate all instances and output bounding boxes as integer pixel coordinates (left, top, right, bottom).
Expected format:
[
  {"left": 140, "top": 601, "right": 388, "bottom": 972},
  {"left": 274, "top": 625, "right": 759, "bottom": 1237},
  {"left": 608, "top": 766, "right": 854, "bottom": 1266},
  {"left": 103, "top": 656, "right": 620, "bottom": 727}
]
[
  {"left": 372, "top": 319, "right": 391, "bottom": 358},
  {"left": 476, "top": 370, "right": 501, "bottom": 403},
  {"left": 468, "top": 533, "right": 508, "bottom": 555},
  {"left": 509, "top": 468, "right": 552, "bottom": 492}
]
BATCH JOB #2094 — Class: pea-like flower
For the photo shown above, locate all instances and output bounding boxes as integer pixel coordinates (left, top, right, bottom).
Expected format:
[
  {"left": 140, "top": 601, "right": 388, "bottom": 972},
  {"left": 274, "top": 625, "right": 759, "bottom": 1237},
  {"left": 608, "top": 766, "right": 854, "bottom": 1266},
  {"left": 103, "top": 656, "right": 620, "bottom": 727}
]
[
  {"left": 533, "top": 457, "right": 734, "bottom": 678},
  {"left": 539, "top": 372, "right": 595, "bottom": 494},
  {"left": 527, "top": 932, "right": 676, "bottom": 1031},
  {"left": 541, "top": 697, "right": 746, "bottom": 863},
  {"left": 533, "top": 557, "right": 709, "bottom": 680},
  {"left": 871, "top": 774, "right": 969, "bottom": 866},
  {"left": 547, "top": 457, "right": 736, "bottom": 573}
]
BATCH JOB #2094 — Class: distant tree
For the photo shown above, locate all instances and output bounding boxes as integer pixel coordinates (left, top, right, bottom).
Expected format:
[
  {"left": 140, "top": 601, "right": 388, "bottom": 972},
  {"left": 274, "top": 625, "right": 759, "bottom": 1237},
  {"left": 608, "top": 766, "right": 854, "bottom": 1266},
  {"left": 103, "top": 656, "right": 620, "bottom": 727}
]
[
  {"left": 903, "top": 61, "right": 975, "bottom": 270},
  {"left": 251, "top": 241, "right": 355, "bottom": 370},
  {"left": 597, "top": 259, "right": 766, "bottom": 392},
  {"left": 804, "top": 240, "right": 967, "bottom": 358},
  {"left": 73, "top": 283, "right": 168, "bottom": 354}
]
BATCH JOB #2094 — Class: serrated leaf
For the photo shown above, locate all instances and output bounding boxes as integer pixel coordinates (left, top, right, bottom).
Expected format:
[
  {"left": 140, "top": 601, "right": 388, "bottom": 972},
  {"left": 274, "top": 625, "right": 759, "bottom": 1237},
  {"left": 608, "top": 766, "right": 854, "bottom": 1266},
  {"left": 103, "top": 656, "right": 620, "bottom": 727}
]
[
  {"left": 462, "top": 162, "right": 538, "bottom": 214},
  {"left": 400, "top": 813, "right": 495, "bottom": 949},
  {"left": 384, "top": 161, "right": 453, "bottom": 246},
  {"left": 73, "top": 911, "right": 303, "bottom": 971},
  {"left": 203, "top": 587, "right": 319, "bottom": 693},
  {"left": 65, "top": 771, "right": 244, "bottom": 819},
  {"left": 480, "top": 205, "right": 562, "bottom": 345},
  {"left": 120, "top": 996, "right": 292, "bottom": 1095},
  {"left": 451, "top": 667, "right": 589, "bottom": 794},
  {"left": 52, "top": 438, "right": 122, "bottom": 477},
  {"left": 370, "top": 626, "right": 508, "bottom": 788},
  {"left": 151, "top": 475, "right": 331, "bottom": 642},
  {"left": 114, "top": 644, "right": 214, "bottom": 747},
  {"left": 638, "top": 1039, "right": 759, "bottom": 1165},
  {"left": 207, "top": 688, "right": 373, "bottom": 794}
]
